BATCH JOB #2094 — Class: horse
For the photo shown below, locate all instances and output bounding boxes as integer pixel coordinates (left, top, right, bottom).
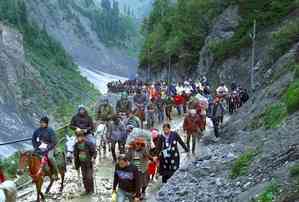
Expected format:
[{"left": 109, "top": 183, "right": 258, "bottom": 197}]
[
  {"left": 0, "top": 180, "right": 17, "bottom": 202},
  {"left": 18, "top": 151, "right": 66, "bottom": 202},
  {"left": 94, "top": 122, "right": 109, "bottom": 161},
  {"left": 134, "top": 104, "right": 145, "bottom": 129},
  {"left": 65, "top": 135, "right": 76, "bottom": 164}
]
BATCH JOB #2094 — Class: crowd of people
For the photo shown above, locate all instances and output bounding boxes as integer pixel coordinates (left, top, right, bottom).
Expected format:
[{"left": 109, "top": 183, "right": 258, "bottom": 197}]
[{"left": 27, "top": 78, "right": 249, "bottom": 202}]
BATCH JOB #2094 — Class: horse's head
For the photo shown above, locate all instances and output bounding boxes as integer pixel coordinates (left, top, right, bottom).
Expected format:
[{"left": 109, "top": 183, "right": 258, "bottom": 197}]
[
  {"left": 17, "top": 151, "right": 31, "bottom": 175},
  {"left": 95, "top": 123, "right": 107, "bottom": 137}
]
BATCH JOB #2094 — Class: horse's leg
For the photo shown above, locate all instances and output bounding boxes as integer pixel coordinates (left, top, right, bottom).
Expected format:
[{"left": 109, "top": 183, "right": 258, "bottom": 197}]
[
  {"left": 98, "top": 145, "right": 102, "bottom": 162},
  {"left": 36, "top": 178, "right": 43, "bottom": 202},
  {"left": 59, "top": 169, "right": 65, "bottom": 193},
  {"left": 45, "top": 177, "right": 54, "bottom": 194}
]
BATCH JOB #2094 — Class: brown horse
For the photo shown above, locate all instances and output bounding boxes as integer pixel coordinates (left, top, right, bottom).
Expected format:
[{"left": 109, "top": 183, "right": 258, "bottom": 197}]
[
  {"left": 134, "top": 105, "right": 145, "bottom": 129},
  {"left": 18, "top": 151, "right": 66, "bottom": 202}
]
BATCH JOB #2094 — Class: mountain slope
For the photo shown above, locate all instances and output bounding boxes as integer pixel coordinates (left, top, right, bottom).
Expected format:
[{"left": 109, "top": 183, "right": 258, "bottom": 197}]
[
  {"left": 24, "top": 0, "right": 146, "bottom": 76},
  {"left": 0, "top": 0, "right": 99, "bottom": 157}
]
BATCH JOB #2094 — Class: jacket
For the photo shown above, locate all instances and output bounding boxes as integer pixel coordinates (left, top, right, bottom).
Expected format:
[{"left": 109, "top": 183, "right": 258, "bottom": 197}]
[
  {"left": 116, "top": 99, "right": 132, "bottom": 113},
  {"left": 113, "top": 163, "right": 139, "bottom": 194},
  {"left": 74, "top": 141, "right": 96, "bottom": 169},
  {"left": 32, "top": 127, "right": 57, "bottom": 153},
  {"left": 183, "top": 115, "right": 204, "bottom": 135},
  {"left": 70, "top": 113, "right": 94, "bottom": 133},
  {"left": 96, "top": 104, "right": 114, "bottom": 121}
]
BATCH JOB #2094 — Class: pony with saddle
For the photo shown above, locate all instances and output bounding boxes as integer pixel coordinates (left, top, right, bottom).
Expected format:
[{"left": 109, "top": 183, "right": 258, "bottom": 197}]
[{"left": 18, "top": 151, "right": 66, "bottom": 202}]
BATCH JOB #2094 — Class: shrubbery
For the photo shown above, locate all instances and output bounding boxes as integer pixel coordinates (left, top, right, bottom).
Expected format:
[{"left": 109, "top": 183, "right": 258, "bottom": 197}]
[{"left": 230, "top": 149, "right": 257, "bottom": 179}]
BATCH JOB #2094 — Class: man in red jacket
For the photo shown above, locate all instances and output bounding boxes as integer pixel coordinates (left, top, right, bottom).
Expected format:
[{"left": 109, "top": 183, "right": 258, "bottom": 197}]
[
  {"left": 183, "top": 109, "right": 205, "bottom": 154},
  {"left": 173, "top": 93, "right": 184, "bottom": 116}
]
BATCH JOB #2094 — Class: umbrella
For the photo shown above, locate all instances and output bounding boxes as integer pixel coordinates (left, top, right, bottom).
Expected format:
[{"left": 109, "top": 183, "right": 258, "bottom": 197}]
[{"left": 126, "top": 128, "right": 152, "bottom": 146}]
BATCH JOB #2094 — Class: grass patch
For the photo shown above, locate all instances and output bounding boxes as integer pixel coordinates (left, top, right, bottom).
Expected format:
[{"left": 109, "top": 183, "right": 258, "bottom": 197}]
[
  {"left": 282, "top": 79, "right": 299, "bottom": 114},
  {"left": 252, "top": 181, "right": 280, "bottom": 202},
  {"left": 290, "top": 163, "right": 299, "bottom": 178},
  {"left": 295, "top": 64, "right": 299, "bottom": 79},
  {"left": 261, "top": 102, "right": 288, "bottom": 129},
  {"left": 230, "top": 149, "right": 257, "bottom": 179}
]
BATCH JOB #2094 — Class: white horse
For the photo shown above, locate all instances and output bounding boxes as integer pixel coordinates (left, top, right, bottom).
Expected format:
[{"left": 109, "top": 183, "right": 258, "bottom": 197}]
[
  {"left": 0, "top": 180, "right": 17, "bottom": 202},
  {"left": 94, "top": 123, "right": 109, "bottom": 161},
  {"left": 65, "top": 135, "right": 76, "bottom": 164}
]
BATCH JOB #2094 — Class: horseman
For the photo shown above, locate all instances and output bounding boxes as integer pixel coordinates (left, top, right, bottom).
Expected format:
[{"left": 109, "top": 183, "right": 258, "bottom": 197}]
[
  {"left": 70, "top": 105, "right": 95, "bottom": 146},
  {"left": 216, "top": 82, "right": 229, "bottom": 98},
  {"left": 116, "top": 92, "right": 132, "bottom": 115},
  {"left": 108, "top": 116, "right": 126, "bottom": 163},
  {"left": 96, "top": 97, "right": 114, "bottom": 123},
  {"left": 133, "top": 89, "right": 147, "bottom": 110},
  {"left": 133, "top": 89, "right": 147, "bottom": 128},
  {"left": 32, "top": 117, "right": 59, "bottom": 180}
]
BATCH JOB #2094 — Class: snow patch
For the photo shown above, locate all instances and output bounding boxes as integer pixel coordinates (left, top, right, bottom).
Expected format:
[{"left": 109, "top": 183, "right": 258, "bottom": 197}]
[{"left": 79, "top": 66, "right": 127, "bottom": 93}]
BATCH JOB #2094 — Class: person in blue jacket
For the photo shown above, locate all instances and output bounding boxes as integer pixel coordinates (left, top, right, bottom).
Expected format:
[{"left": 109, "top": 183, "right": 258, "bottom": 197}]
[{"left": 32, "top": 117, "right": 59, "bottom": 180}]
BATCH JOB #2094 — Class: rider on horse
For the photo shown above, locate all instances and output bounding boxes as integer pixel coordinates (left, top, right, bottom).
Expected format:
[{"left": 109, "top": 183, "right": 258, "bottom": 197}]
[
  {"left": 70, "top": 105, "right": 95, "bottom": 146},
  {"left": 96, "top": 97, "right": 114, "bottom": 123},
  {"left": 116, "top": 92, "right": 132, "bottom": 115},
  {"left": 32, "top": 117, "right": 59, "bottom": 180}
]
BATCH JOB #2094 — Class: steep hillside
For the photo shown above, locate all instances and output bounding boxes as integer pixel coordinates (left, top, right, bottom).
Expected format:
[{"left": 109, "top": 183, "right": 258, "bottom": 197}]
[
  {"left": 0, "top": 0, "right": 99, "bottom": 157},
  {"left": 25, "top": 0, "right": 145, "bottom": 76},
  {"left": 141, "top": 0, "right": 299, "bottom": 201}
]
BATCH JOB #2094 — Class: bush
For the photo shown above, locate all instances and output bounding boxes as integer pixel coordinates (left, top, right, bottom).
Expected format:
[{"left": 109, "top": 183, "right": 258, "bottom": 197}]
[
  {"left": 294, "top": 64, "right": 299, "bottom": 79},
  {"left": 283, "top": 79, "right": 299, "bottom": 114},
  {"left": 252, "top": 182, "right": 279, "bottom": 202},
  {"left": 290, "top": 163, "right": 299, "bottom": 178},
  {"left": 230, "top": 149, "right": 257, "bottom": 179},
  {"left": 262, "top": 102, "right": 288, "bottom": 129}
]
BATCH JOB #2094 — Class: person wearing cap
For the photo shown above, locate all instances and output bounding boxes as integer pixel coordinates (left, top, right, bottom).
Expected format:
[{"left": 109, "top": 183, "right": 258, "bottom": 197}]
[
  {"left": 127, "top": 138, "right": 153, "bottom": 200},
  {"left": 96, "top": 97, "right": 114, "bottom": 122},
  {"left": 70, "top": 105, "right": 95, "bottom": 145},
  {"left": 32, "top": 117, "right": 59, "bottom": 180},
  {"left": 113, "top": 154, "right": 139, "bottom": 202},
  {"left": 116, "top": 92, "right": 132, "bottom": 115},
  {"left": 74, "top": 129, "right": 97, "bottom": 195}
]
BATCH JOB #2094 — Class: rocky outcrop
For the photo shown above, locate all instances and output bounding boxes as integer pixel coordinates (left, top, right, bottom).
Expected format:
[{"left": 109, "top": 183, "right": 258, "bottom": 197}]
[
  {"left": 197, "top": 5, "right": 241, "bottom": 77},
  {"left": 0, "top": 23, "right": 43, "bottom": 156}
]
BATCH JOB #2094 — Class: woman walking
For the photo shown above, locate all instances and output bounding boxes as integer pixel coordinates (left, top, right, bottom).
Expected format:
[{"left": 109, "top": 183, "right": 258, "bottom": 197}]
[{"left": 158, "top": 123, "right": 189, "bottom": 183}]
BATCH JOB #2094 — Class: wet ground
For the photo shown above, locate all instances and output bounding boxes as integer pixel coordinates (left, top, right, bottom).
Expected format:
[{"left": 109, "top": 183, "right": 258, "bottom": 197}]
[{"left": 18, "top": 116, "right": 188, "bottom": 202}]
